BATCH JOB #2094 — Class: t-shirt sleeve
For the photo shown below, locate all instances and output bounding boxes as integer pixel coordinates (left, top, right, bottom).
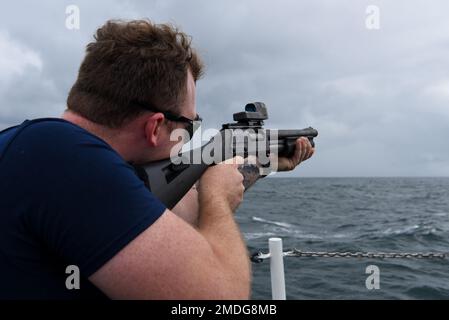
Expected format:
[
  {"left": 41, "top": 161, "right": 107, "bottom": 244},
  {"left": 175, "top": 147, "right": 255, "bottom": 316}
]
[{"left": 18, "top": 122, "right": 166, "bottom": 277}]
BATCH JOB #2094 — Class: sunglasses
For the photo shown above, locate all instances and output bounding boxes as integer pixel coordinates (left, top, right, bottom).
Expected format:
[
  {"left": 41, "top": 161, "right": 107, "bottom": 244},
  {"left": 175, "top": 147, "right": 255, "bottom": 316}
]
[{"left": 132, "top": 101, "right": 202, "bottom": 140}]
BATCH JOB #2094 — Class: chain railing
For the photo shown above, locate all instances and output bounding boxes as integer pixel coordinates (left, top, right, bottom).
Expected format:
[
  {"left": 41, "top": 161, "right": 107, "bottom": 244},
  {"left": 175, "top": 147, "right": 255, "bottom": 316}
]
[
  {"left": 251, "top": 237, "right": 449, "bottom": 300},
  {"left": 251, "top": 248, "right": 449, "bottom": 263}
]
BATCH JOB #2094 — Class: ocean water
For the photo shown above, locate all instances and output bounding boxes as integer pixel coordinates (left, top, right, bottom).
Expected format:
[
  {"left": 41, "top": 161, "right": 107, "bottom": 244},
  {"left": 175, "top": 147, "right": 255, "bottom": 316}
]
[{"left": 236, "top": 177, "right": 449, "bottom": 299}]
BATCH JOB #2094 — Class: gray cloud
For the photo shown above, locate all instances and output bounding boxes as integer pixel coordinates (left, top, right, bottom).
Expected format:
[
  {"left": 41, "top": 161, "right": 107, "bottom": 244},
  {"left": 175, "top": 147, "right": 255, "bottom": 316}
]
[{"left": 1, "top": 0, "right": 449, "bottom": 176}]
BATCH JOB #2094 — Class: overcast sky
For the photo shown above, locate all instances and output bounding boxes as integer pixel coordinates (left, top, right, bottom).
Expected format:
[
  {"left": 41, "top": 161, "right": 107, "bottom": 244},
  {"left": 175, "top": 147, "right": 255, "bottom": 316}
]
[{"left": 1, "top": 0, "right": 449, "bottom": 177}]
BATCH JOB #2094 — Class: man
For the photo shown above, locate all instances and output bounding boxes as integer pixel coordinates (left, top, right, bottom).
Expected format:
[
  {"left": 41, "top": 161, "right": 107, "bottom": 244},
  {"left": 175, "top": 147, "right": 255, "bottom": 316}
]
[{"left": 0, "top": 20, "right": 314, "bottom": 299}]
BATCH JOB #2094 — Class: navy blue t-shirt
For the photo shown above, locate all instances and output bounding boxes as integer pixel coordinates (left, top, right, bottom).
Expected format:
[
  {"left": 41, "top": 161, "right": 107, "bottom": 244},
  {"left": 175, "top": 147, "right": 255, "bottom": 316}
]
[{"left": 0, "top": 119, "right": 166, "bottom": 299}]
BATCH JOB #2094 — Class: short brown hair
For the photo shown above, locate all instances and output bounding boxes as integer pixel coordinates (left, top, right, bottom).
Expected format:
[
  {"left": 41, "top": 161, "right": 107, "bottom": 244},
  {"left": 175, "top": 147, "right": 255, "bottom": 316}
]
[{"left": 67, "top": 19, "right": 204, "bottom": 128}]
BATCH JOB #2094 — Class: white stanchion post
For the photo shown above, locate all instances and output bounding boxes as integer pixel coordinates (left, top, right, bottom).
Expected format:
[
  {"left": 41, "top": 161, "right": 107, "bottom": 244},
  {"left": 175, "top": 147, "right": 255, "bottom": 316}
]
[{"left": 269, "top": 237, "right": 286, "bottom": 300}]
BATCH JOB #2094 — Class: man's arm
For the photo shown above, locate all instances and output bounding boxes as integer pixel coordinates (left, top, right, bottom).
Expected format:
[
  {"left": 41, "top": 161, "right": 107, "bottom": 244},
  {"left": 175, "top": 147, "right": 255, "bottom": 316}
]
[
  {"left": 172, "top": 186, "right": 199, "bottom": 226},
  {"left": 89, "top": 161, "right": 250, "bottom": 299}
]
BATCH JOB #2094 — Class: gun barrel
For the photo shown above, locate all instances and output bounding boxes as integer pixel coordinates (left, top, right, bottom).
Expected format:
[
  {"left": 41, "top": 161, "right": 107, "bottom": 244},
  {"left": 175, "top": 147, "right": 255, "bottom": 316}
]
[{"left": 274, "top": 127, "right": 318, "bottom": 138}]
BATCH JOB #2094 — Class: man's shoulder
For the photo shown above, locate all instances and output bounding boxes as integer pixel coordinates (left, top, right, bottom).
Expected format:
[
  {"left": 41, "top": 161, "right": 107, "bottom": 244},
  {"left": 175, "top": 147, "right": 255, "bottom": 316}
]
[
  {"left": 3, "top": 118, "right": 108, "bottom": 150},
  {"left": 16, "top": 118, "right": 106, "bottom": 144},
  {"left": 0, "top": 118, "right": 119, "bottom": 168}
]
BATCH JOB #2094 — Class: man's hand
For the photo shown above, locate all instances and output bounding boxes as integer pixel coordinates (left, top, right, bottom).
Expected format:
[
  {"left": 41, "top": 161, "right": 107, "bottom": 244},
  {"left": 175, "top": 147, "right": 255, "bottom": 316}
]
[
  {"left": 198, "top": 157, "right": 245, "bottom": 212},
  {"left": 172, "top": 157, "right": 246, "bottom": 227},
  {"left": 274, "top": 137, "right": 315, "bottom": 172}
]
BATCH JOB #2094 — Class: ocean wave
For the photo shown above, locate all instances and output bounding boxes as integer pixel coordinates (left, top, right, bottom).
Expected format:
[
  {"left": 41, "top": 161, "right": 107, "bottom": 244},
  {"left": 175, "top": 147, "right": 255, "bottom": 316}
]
[
  {"left": 357, "top": 224, "right": 445, "bottom": 240},
  {"left": 288, "top": 229, "right": 323, "bottom": 239},
  {"left": 243, "top": 232, "right": 276, "bottom": 241},
  {"left": 405, "top": 285, "right": 449, "bottom": 299},
  {"left": 252, "top": 216, "right": 294, "bottom": 228},
  {"left": 251, "top": 217, "right": 357, "bottom": 240},
  {"left": 434, "top": 212, "right": 449, "bottom": 217},
  {"left": 381, "top": 224, "right": 444, "bottom": 236},
  {"left": 382, "top": 225, "right": 420, "bottom": 235}
]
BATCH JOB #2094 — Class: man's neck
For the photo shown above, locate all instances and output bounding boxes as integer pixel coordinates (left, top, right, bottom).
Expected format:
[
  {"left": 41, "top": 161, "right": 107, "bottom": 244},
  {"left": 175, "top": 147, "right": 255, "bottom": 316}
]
[{"left": 61, "top": 110, "right": 138, "bottom": 162}]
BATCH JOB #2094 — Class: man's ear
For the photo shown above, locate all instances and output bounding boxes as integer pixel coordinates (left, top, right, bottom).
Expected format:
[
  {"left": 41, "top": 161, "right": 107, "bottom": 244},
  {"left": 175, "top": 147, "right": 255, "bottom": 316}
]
[{"left": 144, "top": 113, "right": 166, "bottom": 147}]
